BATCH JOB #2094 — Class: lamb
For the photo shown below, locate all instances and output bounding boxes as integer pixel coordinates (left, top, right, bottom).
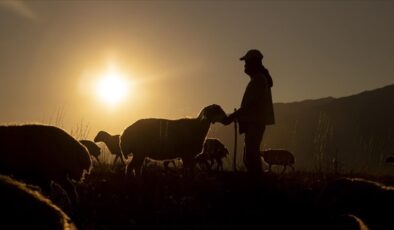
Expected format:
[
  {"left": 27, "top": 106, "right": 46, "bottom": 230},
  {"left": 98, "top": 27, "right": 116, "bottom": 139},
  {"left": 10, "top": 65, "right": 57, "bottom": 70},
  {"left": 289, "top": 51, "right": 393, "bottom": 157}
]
[
  {"left": 0, "top": 124, "right": 92, "bottom": 205},
  {"left": 120, "top": 104, "right": 227, "bottom": 176},
  {"left": 259, "top": 149, "right": 295, "bottom": 173},
  {"left": 94, "top": 131, "right": 126, "bottom": 165},
  {"left": 80, "top": 139, "right": 101, "bottom": 163},
  {"left": 319, "top": 177, "right": 394, "bottom": 230},
  {"left": 195, "top": 138, "right": 229, "bottom": 171},
  {"left": 0, "top": 174, "right": 77, "bottom": 230},
  {"left": 143, "top": 158, "right": 179, "bottom": 170}
]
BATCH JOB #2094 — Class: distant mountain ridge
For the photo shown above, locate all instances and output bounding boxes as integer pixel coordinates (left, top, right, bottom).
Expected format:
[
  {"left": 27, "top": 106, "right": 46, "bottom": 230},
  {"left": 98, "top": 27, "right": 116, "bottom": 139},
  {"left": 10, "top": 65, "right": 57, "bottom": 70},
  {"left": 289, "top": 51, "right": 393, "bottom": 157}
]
[{"left": 209, "top": 84, "right": 394, "bottom": 175}]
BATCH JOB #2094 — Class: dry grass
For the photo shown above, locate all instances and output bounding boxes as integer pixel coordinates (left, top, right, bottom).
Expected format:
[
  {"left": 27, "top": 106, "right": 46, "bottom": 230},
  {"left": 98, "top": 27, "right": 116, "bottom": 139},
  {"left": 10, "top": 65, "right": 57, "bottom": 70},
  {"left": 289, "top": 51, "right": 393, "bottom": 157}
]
[{"left": 69, "top": 164, "right": 394, "bottom": 230}]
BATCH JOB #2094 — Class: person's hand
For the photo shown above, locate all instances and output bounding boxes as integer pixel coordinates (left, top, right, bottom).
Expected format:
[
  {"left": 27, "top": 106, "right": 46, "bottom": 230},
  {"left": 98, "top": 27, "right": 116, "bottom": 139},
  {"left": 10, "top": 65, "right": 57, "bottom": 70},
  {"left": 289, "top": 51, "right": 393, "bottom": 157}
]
[
  {"left": 221, "top": 116, "right": 232, "bottom": 125},
  {"left": 221, "top": 113, "right": 236, "bottom": 125}
]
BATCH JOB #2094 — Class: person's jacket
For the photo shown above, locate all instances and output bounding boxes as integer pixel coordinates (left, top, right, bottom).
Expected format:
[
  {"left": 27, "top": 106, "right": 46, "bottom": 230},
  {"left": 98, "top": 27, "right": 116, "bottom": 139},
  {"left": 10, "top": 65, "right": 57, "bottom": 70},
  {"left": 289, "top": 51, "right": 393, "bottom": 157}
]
[{"left": 233, "top": 71, "right": 275, "bottom": 133}]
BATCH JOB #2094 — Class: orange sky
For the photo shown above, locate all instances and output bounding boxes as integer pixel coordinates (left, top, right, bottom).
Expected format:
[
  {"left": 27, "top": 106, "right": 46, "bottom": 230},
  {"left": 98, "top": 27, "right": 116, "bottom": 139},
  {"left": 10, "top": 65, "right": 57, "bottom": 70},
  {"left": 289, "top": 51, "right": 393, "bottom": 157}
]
[{"left": 1, "top": 0, "right": 393, "bottom": 138}]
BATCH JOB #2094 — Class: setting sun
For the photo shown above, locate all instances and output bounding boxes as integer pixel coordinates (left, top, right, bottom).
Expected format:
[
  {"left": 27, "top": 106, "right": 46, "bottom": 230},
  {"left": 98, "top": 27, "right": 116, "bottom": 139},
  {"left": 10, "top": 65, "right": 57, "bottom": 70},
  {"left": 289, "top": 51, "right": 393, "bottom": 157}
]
[{"left": 96, "top": 67, "right": 130, "bottom": 107}]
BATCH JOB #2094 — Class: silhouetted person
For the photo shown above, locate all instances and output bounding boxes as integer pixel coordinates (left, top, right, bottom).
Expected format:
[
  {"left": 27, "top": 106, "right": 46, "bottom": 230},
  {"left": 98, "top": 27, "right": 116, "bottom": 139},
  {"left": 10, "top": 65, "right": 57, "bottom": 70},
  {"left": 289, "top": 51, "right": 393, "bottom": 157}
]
[{"left": 222, "top": 49, "right": 275, "bottom": 176}]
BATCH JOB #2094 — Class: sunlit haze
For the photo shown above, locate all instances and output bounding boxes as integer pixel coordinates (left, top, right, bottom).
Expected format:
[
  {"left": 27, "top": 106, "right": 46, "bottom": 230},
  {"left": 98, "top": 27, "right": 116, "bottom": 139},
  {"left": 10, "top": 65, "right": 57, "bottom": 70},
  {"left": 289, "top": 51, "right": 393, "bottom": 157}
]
[
  {"left": 0, "top": 0, "right": 393, "bottom": 138},
  {"left": 96, "top": 65, "right": 130, "bottom": 107}
]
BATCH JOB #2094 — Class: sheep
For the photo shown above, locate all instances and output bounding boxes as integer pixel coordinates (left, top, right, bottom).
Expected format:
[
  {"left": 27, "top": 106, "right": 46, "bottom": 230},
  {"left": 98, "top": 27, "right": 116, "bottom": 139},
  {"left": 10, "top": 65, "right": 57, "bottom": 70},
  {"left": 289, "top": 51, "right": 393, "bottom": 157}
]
[
  {"left": 80, "top": 139, "right": 101, "bottom": 164},
  {"left": 120, "top": 104, "right": 227, "bottom": 177},
  {"left": 0, "top": 174, "right": 77, "bottom": 230},
  {"left": 330, "top": 214, "right": 369, "bottom": 230},
  {"left": 143, "top": 158, "right": 180, "bottom": 170},
  {"left": 195, "top": 138, "right": 229, "bottom": 171},
  {"left": 319, "top": 177, "right": 394, "bottom": 230},
  {"left": 0, "top": 124, "right": 92, "bottom": 206},
  {"left": 94, "top": 131, "right": 126, "bottom": 165},
  {"left": 259, "top": 149, "right": 295, "bottom": 173},
  {"left": 386, "top": 155, "right": 394, "bottom": 163}
]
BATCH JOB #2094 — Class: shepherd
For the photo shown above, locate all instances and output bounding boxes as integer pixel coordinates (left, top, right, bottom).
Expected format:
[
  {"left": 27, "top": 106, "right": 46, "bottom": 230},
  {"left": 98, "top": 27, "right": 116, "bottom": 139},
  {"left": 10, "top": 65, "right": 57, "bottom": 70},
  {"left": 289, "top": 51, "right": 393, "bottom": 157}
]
[{"left": 223, "top": 49, "right": 275, "bottom": 177}]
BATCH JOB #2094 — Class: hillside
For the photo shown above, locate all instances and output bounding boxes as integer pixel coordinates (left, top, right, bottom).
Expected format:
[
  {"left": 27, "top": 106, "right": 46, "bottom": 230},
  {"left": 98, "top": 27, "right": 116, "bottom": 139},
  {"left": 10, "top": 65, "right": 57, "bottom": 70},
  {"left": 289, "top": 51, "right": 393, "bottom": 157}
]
[{"left": 209, "top": 84, "right": 394, "bottom": 175}]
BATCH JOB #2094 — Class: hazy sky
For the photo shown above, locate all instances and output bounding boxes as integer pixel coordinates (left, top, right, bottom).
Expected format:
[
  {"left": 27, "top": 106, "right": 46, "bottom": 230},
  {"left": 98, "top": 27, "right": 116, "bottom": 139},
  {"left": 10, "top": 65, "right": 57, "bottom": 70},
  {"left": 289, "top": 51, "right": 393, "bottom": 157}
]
[{"left": 1, "top": 0, "right": 393, "bottom": 138}]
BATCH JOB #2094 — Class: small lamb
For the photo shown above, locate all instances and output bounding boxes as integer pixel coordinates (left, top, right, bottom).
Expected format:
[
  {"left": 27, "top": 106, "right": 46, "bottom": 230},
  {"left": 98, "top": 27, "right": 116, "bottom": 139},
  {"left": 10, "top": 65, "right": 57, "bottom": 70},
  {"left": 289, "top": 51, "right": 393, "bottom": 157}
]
[
  {"left": 259, "top": 149, "right": 295, "bottom": 173},
  {"left": 94, "top": 131, "right": 125, "bottom": 165},
  {"left": 195, "top": 138, "right": 229, "bottom": 171}
]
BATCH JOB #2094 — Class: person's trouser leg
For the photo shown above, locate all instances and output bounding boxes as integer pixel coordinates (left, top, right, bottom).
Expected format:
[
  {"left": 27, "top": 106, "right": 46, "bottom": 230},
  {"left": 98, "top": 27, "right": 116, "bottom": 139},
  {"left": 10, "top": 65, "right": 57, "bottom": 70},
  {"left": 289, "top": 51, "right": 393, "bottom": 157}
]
[{"left": 244, "top": 124, "right": 265, "bottom": 175}]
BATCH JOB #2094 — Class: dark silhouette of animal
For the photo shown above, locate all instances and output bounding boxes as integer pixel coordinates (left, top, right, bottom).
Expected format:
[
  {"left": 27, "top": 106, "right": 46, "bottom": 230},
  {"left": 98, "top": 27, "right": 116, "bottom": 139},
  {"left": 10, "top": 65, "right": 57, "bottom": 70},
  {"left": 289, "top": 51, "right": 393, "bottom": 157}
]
[
  {"left": 0, "top": 175, "right": 77, "bottom": 230},
  {"left": 386, "top": 155, "right": 394, "bottom": 163},
  {"left": 259, "top": 149, "right": 295, "bottom": 173},
  {"left": 143, "top": 158, "right": 179, "bottom": 170},
  {"left": 319, "top": 177, "right": 393, "bottom": 230},
  {"left": 0, "top": 124, "right": 92, "bottom": 205},
  {"left": 80, "top": 139, "right": 101, "bottom": 163},
  {"left": 120, "top": 104, "right": 227, "bottom": 176},
  {"left": 94, "top": 131, "right": 125, "bottom": 165},
  {"left": 195, "top": 138, "right": 229, "bottom": 171}
]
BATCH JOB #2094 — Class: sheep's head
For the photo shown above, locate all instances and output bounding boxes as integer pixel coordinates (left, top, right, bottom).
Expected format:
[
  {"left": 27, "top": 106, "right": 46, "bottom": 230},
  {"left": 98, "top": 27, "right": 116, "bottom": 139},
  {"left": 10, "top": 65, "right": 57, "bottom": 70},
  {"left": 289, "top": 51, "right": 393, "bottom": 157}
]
[
  {"left": 199, "top": 104, "right": 227, "bottom": 124},
  {"left": 68, "top": 143, "right": 92, "bottom": 183},
  {"left": 94, "top": 131, "right": 110, "bottom": 142}
]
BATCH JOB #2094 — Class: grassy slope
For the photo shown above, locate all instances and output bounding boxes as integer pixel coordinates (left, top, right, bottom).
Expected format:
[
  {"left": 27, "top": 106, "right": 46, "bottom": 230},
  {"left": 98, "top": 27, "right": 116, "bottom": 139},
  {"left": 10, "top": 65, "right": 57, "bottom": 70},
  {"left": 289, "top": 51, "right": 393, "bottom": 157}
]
[{"left": 73, "top": 163, "right": 394, "bottom": 230}]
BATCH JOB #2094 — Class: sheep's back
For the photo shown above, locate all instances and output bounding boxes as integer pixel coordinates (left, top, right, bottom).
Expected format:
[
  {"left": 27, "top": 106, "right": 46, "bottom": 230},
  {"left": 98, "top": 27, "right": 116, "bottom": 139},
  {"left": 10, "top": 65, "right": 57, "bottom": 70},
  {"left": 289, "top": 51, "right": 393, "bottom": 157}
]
[
  {"left": 121, "top": 119, "right": 207, "bottom": 159},
  {"left": 0, "top": 125, "right": 91, "bottom": 182}
]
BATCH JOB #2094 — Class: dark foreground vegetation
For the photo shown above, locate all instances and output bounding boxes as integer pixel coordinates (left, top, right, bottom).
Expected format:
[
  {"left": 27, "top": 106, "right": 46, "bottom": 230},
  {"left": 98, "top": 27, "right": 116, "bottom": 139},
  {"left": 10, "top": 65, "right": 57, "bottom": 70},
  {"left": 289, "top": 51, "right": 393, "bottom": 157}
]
[{"left": 72, "top": 163, "right": 394, "bottom": 230}]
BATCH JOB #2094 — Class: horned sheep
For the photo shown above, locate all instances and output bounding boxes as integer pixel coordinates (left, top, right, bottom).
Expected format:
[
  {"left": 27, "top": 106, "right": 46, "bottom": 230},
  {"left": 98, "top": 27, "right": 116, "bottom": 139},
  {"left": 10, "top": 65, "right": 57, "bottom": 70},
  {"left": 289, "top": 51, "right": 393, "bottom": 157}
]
[
  {"left": 0, "top": 124, "right": 92, "bottom": 205},
  {"left": 0, "top": 175, "right": 77, "bottom": 230},
  {"left": 259, "top": 149, "right": 295, "bottom": 173},
  {"left": 120, "top": 104, "right": 227, "bottom": 176},
  {"left": 94, "top": 131, "right": 126, "bottom": 165}
]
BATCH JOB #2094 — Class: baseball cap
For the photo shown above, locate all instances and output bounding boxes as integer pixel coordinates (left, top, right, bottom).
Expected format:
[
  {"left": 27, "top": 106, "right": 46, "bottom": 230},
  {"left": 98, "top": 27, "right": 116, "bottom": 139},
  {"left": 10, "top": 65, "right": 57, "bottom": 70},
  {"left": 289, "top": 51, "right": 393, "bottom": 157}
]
[{"left": 240, "top": 49, "right": 263, "bottom": 61}]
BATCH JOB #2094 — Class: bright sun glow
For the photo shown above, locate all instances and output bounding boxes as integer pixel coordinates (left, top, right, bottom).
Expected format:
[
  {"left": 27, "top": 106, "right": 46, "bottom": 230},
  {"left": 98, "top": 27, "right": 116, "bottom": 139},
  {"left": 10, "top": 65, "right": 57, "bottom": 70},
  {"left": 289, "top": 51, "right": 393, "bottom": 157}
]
[{"left": 96, "top": 67, "right": 130, "bottom": 106}]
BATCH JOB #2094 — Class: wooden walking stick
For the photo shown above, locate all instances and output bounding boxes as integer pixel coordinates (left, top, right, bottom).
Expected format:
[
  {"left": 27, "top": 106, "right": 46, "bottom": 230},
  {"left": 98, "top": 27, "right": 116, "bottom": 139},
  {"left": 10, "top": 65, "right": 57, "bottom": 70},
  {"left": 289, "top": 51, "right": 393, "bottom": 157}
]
[{"left": 233, "top": 108, "right": 238, "bottom": 172}]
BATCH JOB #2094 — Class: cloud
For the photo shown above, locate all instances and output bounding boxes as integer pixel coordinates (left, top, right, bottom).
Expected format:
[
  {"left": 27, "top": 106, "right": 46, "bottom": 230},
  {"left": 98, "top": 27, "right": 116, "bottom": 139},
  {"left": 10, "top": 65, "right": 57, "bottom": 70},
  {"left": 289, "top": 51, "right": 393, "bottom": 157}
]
[{"left": 0, "top": 0, "right": 37, "bottom": 21}]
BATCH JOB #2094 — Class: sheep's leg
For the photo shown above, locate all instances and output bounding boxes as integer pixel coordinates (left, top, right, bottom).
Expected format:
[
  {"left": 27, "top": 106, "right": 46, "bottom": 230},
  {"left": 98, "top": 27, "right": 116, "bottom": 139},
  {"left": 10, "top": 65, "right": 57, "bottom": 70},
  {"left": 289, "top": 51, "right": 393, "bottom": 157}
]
[
  {"left": 281, "top": 165, "right": 287, "bottom": 174},
  {"left": 182, "top": 157, "right": 194, "bottom": 178},
  {"left": 94, "top": 155, "right": 101, "bottom": 164},
  {"left": 163, "top": 160, "right": 170, "bottom": 170},
  {"left": 268, "top": 164, "right": 272, "bottom": 172},
  {"left": 143, "top": 158, "right": 149, "bottom": 169},
  {"left": 217, "top": 159, "right": 223, "bottom": 171},
  {"left": 198, "top": 160, "right": 210, "bottom": 171},
  {"left": 113, "top": 155, "right": 119, "bottom": 165},
  {"left": 119, "top": 154, "right": 126, "bottom": 165},
  {"left": 209, "top": 159, "right": 214, "bottom": 170},
  {"left": 206, "top": 159, "right": 213, "bottom": 171},
  {"left": 131, "top": 156, "right": 145, "bottom": 177}
]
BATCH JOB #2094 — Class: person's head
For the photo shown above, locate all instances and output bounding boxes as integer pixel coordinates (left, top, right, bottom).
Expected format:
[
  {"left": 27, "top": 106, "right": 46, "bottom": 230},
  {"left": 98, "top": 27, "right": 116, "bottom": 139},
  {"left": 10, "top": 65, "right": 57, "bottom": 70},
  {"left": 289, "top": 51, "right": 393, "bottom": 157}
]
[{"left": 240, "top": 49, "right": 264, "bottom": 76}]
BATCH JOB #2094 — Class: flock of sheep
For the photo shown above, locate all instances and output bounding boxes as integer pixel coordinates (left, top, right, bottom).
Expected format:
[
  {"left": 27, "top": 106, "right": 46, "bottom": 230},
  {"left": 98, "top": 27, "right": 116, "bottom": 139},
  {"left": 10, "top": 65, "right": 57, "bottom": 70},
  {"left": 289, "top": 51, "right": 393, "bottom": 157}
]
[{"left": 0, "top": 103, "right": 392, "bottom": 229}]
